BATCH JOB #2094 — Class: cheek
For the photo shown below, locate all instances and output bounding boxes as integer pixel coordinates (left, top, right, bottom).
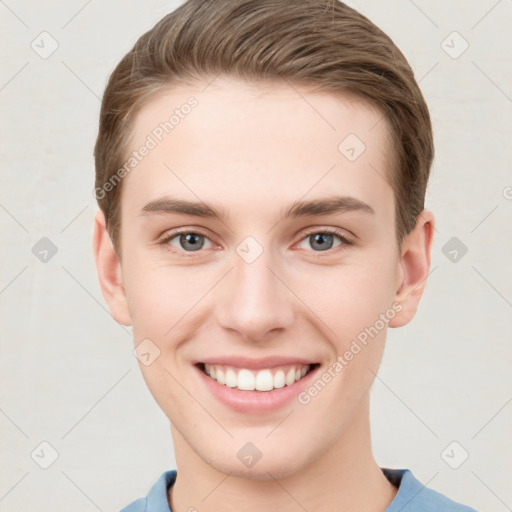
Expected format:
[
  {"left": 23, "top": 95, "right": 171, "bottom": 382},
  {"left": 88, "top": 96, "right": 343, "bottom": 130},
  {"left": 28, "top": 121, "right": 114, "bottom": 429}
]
[
  {"left": 293, "top": 255, "right": 398, "bottom": 344},
  {"left": 123, "top": 259, "right": 209, "bottom": 339},
  {"left": 296, "top": 263, "right": 397, "bottom": 416}
]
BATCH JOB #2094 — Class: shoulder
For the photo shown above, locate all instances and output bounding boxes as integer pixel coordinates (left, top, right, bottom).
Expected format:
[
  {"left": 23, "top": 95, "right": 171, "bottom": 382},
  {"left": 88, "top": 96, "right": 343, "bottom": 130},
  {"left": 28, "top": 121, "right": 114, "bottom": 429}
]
[
  {"left": 383, "top": 468, "right": 480, "bottom": 512},
  {"left": 119, "top": 470, "right": 177, "bottom": 512}
]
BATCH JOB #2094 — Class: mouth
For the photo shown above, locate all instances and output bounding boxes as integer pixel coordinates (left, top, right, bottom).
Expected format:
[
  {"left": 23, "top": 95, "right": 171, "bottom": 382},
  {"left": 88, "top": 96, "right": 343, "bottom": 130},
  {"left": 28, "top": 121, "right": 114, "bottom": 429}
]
[{"left": 196, "top": 362, "right": 320, "bottom": 392}]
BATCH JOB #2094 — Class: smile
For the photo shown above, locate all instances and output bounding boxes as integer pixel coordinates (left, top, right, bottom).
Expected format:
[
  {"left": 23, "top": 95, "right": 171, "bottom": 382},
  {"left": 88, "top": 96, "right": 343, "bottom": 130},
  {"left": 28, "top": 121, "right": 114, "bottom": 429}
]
[{"left": 199, "top": 363, "right": 318, "bottom": 392}]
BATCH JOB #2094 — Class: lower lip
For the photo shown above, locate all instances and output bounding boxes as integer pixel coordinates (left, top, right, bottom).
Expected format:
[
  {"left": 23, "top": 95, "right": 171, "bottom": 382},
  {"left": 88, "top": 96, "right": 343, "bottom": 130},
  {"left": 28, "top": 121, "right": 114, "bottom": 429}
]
[{"left": 195, "top": 364, "right": 320, "bottom": 413}]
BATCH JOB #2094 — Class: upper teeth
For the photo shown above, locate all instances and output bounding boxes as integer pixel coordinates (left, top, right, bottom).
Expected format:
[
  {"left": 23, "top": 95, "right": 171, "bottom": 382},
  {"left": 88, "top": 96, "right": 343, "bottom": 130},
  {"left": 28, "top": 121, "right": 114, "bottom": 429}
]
[{"left": 204, "top": 364, "right": 310, "bottom": 392}]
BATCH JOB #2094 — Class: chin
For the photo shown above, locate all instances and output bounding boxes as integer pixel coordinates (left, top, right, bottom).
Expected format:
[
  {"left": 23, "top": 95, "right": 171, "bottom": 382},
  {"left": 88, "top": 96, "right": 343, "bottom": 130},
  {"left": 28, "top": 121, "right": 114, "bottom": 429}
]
[{"left": 206, "top": 449, "right": 309, "bottom": 481}]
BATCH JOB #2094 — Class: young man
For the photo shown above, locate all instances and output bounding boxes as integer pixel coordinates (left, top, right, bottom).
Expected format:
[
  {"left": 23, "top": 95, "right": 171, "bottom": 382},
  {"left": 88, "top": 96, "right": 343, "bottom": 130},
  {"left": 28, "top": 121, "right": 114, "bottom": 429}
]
[{"left": 92, "top": 1, "right": 479, "bottom": 511}]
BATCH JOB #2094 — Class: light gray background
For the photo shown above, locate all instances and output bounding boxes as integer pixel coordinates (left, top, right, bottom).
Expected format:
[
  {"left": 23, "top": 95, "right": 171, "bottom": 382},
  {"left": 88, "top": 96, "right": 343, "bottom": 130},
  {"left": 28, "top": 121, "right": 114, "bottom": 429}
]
[{"left": 1, "top": 0, "right": 511, "bottom": 510}]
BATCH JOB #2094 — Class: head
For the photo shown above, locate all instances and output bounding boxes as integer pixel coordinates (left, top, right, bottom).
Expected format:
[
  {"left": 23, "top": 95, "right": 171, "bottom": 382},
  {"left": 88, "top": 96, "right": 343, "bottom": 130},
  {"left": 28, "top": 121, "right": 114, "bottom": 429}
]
[{"left": 93, "top": 0, "right": 434, "bottom": 480}]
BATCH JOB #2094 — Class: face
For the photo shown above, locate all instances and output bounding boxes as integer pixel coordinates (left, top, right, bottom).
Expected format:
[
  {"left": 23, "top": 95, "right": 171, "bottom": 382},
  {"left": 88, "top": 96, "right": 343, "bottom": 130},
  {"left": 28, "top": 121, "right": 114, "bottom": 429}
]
[{"left": 94, "top": 77, "right": 433, "bottom": 480}]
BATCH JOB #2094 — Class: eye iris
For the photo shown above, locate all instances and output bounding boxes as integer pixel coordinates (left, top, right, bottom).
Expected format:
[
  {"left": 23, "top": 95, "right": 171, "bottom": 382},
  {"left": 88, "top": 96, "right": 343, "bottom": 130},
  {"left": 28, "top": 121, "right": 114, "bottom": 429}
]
[
  {"left": 310, "top": 233, "right": 334, "bottom": 251},
  {"left": 180, "top": 233, "right": 204, "bottom": 251}
]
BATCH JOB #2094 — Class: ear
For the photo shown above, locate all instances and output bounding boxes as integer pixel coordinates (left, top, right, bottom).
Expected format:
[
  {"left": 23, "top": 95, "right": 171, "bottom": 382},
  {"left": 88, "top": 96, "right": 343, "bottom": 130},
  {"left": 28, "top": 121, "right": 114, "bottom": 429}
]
[
  {"left": 92, "top": 209, "right": 132, "bottom": 326},
  {"left": 388, "top": 210, "right": 435, "bottom": 328}
]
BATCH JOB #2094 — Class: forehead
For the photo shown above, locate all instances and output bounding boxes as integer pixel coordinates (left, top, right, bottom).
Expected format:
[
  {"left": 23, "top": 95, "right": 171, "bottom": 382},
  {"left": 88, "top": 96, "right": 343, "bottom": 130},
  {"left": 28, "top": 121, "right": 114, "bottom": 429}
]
[{"left": 121, "top": 77, "right": 394, "bottom": 223}]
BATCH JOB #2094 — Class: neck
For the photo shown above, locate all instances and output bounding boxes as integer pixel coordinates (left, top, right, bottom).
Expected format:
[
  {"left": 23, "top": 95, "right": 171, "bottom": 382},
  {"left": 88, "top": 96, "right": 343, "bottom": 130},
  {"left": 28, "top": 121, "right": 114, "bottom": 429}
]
[{"left": 168, "top": 394, "right": 397, "bottom": 512}]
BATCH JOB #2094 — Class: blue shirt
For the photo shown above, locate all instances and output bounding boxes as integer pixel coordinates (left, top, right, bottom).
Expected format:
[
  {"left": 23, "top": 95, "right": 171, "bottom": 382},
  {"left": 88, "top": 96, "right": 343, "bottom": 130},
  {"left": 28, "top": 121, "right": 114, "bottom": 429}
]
[{"left": 120, "top": 467, "right": 479, "bottom": 511}]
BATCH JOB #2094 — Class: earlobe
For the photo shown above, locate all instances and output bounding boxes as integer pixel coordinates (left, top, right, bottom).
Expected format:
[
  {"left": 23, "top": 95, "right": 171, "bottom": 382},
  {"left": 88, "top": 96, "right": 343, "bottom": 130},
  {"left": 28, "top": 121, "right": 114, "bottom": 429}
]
[
  {"left": 92, "top": 209, "right": 132, "bottom": 326},
  {"left": 389, "top": 210, "right": 435, "bottom": 328}
]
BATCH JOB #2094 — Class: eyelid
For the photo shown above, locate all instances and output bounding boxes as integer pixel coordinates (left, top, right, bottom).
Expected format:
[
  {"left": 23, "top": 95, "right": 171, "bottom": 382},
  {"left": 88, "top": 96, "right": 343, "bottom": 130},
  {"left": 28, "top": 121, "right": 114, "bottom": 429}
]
[
  {"left": 299, "top": 226, "right": 354, "bottom": 244},
  {"left": 159, "top": 228, "right": 215, "bottom": 255},
  {"left": 159, "top": 225, "right": 214, "bottom": 240},
  {"left": 294, "top": 227, "right": 354, "bottom": 256}
]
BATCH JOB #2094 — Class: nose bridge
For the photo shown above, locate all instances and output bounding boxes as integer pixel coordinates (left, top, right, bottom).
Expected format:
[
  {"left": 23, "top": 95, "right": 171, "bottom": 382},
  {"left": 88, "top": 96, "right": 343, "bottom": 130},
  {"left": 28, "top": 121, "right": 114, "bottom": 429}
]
[
  {"left": 217, "top": 240, "right": 294, "bottom": 341},
  {"left": 235, "top": 250, "right": 277, "bottom": 306}
]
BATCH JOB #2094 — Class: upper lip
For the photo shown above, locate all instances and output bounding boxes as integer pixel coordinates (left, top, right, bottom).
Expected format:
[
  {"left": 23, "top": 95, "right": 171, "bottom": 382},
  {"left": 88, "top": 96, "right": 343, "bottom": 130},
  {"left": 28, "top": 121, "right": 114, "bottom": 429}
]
[{"left": 196, "top": 356, "right": 318, "bottom": 370}]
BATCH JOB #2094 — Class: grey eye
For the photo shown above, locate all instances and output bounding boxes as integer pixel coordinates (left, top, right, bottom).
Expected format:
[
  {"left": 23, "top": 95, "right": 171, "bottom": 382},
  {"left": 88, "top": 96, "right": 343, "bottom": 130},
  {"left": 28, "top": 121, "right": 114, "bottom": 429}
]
[
  {"left": 169, "top": 233, "right": 212, "bottom": 252},
  {"left": 298, "top": 232, "right": 343, "bottom": 252}
]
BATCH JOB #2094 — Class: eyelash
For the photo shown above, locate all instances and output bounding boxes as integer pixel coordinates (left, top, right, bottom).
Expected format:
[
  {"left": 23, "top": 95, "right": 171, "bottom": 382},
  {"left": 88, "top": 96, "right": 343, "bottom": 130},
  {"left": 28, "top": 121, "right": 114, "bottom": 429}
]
[{"left": 159, "top": 228, "right": 354, "bottom": 258}]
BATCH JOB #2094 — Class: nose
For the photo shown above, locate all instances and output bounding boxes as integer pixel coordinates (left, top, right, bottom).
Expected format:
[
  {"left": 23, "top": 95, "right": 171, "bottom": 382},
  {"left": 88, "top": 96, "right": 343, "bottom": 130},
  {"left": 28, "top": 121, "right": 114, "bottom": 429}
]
[{"left": 215, "top": 247, "right": 295, "bottom": 344}]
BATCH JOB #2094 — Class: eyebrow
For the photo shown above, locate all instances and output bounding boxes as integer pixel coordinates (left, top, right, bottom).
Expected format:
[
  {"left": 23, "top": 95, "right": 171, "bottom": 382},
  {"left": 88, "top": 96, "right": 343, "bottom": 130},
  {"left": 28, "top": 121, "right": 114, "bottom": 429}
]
[{"left": 138, "top": 195, "right": 374, "bottom": 221}]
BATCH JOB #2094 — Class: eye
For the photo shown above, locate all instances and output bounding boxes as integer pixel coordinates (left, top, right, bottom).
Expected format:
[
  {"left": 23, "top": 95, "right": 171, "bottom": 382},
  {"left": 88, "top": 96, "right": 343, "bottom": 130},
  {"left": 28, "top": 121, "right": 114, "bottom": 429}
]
[
  {"left": 297, "top": 228, "right": 353, "bottom": 253},
  {"left": 159, "top": 227, "right": 353, "bottom": 258},
  {"left": 160, "top": 230, "right": 214, "bottom": 256}
]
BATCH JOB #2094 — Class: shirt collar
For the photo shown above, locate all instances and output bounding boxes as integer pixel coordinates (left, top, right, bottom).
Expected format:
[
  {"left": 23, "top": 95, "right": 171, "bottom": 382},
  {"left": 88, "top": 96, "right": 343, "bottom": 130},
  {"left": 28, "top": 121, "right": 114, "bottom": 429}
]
[{"left": 143, "top": 467, "right": 424, "bottom": 511}]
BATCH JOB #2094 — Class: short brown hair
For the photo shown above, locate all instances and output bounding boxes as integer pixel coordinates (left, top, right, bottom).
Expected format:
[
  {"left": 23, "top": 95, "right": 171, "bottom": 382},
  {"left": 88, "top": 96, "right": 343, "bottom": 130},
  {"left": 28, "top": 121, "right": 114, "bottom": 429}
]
[{"left": 94, "top": 0, "right": 434, "bottom": 257}]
